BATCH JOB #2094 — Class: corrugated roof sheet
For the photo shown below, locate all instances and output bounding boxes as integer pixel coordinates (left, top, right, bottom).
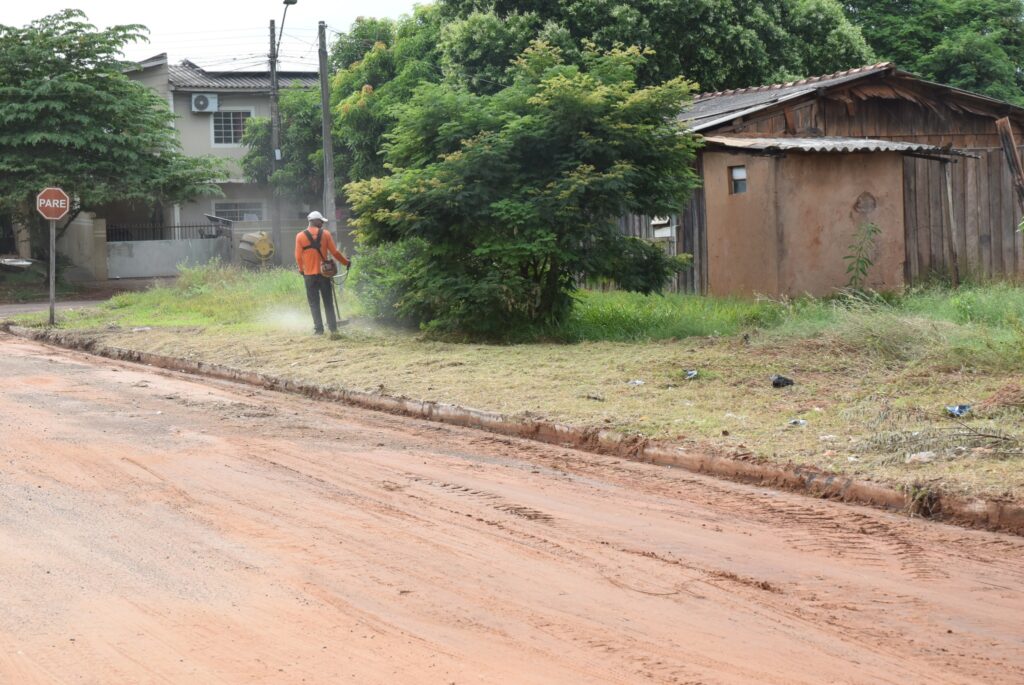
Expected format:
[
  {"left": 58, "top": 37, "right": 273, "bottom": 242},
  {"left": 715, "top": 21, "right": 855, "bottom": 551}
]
[
  {"left": 168, "top": 61, "right": 318, "bottom": 91},
  {"left": 702, "top": 135, "right": 960, "bottom": 156},
  {"left": 682, "top": 63, "right": 894, "bottom": 131}
]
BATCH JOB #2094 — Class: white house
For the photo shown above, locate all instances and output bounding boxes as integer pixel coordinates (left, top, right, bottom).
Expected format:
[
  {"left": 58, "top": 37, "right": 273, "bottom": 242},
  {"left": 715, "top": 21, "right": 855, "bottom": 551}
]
[{"left": 122, "top": 53, "right": 319, "bottom": 229}]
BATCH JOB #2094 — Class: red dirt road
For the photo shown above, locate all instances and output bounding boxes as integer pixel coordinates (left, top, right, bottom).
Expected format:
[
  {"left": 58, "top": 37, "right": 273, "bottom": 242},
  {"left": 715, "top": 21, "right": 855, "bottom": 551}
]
[{"left": 1, "top": 334, "right": 1022, "bottom": 684}]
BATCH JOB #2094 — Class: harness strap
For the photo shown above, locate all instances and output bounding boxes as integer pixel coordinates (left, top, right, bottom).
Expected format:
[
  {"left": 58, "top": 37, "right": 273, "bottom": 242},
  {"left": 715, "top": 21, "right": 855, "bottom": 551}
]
[{"left": 302, "top": 228, "right": 325, "bottom": 258}]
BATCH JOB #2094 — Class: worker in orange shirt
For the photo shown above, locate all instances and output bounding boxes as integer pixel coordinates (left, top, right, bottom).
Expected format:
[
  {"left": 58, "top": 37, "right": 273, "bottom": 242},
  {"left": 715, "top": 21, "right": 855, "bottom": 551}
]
[{"left": 295, "top": 211, "right": 350, "bottom": 335}]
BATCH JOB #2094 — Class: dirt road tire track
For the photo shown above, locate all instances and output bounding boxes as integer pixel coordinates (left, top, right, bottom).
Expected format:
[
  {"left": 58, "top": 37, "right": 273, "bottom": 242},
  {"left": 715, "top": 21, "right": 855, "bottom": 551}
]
[{"left": 1, "top": 334, "right": 1023, "bottom": 684}]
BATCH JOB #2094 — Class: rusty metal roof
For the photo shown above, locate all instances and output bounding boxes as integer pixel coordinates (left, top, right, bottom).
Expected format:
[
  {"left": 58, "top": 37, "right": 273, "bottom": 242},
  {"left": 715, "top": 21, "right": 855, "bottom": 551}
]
[
  {"left": 682, "top": 63, "right": 896, "bottom": 131},
  {"left": 682, "top": 62, "right": 1024, "bottom": 133},
  {"left": 168, "top": 61, "right": 318, "bottom": 92},
  {"left": 702, "top": 135, "right": 962, "bottom": 156}
]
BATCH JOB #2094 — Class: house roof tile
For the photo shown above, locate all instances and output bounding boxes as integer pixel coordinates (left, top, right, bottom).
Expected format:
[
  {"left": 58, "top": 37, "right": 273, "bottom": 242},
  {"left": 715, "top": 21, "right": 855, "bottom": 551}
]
[
  {"left": 682, "top": 63, "right": 895, "bottom": 131},
  {"left": 682, "top": 62, "right": 1024, "bottom": 133},
  {"left": 168, "top": 60, "right": 318, "bottom": 91}
]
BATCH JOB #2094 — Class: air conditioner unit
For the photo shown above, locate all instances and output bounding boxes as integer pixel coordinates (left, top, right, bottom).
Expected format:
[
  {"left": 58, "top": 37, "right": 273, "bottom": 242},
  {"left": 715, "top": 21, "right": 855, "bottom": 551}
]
[{"left": 191, "top": 93, "right": 218, "bottom": 113}]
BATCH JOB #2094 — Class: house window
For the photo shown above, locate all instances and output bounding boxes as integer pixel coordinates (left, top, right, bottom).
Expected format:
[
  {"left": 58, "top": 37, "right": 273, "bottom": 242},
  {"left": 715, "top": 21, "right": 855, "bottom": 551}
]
[
  {"left": 213, "top": 201, "right": 264, "bottom": 222},
  {"left": 213, "top": 110, "right": 251, "bottom": 145},
  {"left": 729, "top": 165, "right": 747, "bottom": 194}
]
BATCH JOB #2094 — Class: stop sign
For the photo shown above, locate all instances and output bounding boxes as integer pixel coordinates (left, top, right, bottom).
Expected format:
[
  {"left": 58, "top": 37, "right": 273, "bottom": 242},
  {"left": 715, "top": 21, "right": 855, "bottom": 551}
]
[{"left": 37, "top": 187, "right": 71, "bottom": 221}]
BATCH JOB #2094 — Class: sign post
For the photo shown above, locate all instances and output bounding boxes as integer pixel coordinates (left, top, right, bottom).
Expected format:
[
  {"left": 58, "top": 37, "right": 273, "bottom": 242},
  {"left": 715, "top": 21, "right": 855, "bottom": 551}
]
[{"left": 36, "top": 187, "right": 71, "bottom": 325}]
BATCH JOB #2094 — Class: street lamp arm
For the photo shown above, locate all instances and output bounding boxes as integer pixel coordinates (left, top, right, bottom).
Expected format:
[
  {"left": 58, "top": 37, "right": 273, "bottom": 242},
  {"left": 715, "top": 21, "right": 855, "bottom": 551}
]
[{"left": 276, "top": 0, "right": 298, "bottom": 58}]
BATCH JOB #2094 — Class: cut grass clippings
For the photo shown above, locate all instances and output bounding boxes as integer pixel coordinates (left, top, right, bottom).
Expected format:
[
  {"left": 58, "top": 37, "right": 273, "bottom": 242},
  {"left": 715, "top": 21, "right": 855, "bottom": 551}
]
[{"left": 14, "top": 263, "right": 1024, "bottom": 505}]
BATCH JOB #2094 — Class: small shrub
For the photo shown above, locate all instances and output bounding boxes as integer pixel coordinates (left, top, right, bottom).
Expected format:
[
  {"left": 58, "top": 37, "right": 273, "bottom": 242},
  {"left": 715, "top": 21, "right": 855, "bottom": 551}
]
[
  {"left": 844, "top": 221, "right": 881, "bottom": 290},
  {"left": 348, "top": 238, "right": 428, "bottom": 324}
]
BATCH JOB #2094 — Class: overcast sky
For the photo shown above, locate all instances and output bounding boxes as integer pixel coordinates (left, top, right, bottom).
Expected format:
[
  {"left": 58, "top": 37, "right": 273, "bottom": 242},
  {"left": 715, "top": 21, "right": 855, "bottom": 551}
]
[{"left": 5, "top": 1, "right": 421, "bottom": 71}]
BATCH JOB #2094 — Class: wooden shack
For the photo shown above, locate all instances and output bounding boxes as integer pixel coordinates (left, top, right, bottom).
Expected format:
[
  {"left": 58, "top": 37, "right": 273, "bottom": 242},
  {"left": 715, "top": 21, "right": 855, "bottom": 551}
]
[{"left": 626, "top": 63, "right": 1024, "bottom": 296}]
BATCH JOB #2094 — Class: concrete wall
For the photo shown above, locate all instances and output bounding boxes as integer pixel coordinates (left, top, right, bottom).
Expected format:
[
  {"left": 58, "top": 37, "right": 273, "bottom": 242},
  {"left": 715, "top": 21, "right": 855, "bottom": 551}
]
[
  {"left": 176, "top": 185, "right": 310, "bottom": 248},
  {"left": 107, "top": 237, "right": 230, "bottom": 279},
  {"left": 172, "top": 92, "right": 270, "bottom": 180},
  {"left": 703, "top": 151, "right": 905, "bottom": 297},
  {"left": 56, "top": 212, "right": 108, "bottom": 282},
  {"left": 134, "top": 62, "right": 171, "bottom": 109}
]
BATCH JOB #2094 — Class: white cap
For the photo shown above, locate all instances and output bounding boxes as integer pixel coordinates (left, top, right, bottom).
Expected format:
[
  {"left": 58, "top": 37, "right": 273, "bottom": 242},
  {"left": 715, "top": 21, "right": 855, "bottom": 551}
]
[{"left": 307, "top": 210, "right": 328, "bottom": 222}]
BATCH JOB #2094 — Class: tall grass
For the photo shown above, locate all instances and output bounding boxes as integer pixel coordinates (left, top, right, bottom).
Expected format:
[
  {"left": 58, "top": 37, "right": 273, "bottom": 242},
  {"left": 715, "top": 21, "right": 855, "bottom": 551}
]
[
  {"left": 778, "top": 287, "right": 1024, "bottom": 372},
  {"left": 552, "top": 290, "right": 792, "bottom": 342},
  {"left": 552, "top": 285, "right": 1024, "bottom": 372}
]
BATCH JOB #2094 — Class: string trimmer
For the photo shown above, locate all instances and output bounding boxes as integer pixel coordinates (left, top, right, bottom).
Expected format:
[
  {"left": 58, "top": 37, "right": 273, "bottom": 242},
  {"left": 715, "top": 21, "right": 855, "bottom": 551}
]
[{"left": 331, "top": 266, "right": 349, "bottom": 327}]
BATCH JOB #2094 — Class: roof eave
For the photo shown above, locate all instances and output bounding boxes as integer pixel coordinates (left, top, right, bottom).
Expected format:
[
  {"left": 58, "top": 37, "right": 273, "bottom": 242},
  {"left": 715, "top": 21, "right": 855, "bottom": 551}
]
[{"left": 890, "top": 68, "right": 1024, "bottom": 120}]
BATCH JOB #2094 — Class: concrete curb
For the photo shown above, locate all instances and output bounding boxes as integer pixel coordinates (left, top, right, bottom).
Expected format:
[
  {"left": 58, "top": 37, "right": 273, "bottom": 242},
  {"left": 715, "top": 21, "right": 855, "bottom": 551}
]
[{"left": 5, "top": 324, "right": 1023, "bottom": 536}]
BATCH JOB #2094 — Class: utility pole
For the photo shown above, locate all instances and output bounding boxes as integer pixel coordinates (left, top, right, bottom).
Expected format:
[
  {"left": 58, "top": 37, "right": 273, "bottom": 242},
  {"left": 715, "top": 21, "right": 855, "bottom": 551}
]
[
  {"left": 318, "top": 21, "right": 336, "bottom": 227},
  {"left": 269, "top": 19, "right": 283, "bottom": 264}
]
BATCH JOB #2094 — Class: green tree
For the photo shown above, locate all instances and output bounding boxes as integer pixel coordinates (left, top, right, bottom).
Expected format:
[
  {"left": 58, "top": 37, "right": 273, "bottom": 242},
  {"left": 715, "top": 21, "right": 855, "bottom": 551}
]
[
  {"left": 331, "top": 6, "right": 444, "bottom": 182},
  {"left": 330, "top": 16, "right": 397, "bottom": 70},
  {"left": 346, "top": 43, "right": 699, "bottom": 338},
  {"left": 247, "top": 8, "right": 443, "bottom": 198},
  {"left": 0, "top": 11, "right": 224, "bottom": 241},
  {"left": 844, "top": 0, "right": 1024, "bottom": 103},
  {"left": 242, "top": 87, "right": 324, "bottom": 208},
  {"left": 438, "top": 0, "right": 873, "bottom": 90},
  {"left": 438, "top": 11, "right": 543, "bottom": 93}
]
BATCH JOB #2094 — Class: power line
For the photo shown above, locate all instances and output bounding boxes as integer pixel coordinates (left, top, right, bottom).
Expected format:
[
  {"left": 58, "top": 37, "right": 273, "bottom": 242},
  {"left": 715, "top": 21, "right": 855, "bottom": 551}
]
[{"left": 153, "top": 26, "right": 317, "bottom": 36}]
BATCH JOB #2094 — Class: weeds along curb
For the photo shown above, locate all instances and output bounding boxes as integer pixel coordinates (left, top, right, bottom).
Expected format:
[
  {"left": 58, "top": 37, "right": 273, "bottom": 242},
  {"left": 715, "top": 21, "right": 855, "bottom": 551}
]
[{"left": 5, "top": 324, "right": 1023, "bottom": 536}]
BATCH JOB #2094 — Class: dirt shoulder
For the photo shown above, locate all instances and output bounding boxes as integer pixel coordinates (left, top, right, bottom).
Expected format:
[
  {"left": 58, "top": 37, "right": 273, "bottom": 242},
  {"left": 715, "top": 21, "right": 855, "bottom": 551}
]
[
  {"left": 9, "top": 314, "right": 1023, "bottom": 519},
  {"left": 3, "top": 335, "right": 1023, "bottom": 684}
]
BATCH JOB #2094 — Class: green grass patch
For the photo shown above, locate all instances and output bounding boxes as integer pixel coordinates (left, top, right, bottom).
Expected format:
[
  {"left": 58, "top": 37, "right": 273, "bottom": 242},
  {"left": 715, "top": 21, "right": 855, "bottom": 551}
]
[{"left": 553, "top": 290, "right": 791, "bottom": 341}]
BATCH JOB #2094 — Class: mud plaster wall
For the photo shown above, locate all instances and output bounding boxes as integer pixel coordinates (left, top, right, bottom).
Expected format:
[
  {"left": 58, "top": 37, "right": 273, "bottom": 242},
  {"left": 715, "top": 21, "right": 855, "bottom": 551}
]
[
  {"left": 703, "top": 151, "right": 905, "bottom": 297},
  {"left": 703, "top": 152, "right": 780, "bottom": 296},
  {"left": 777, "top": 152, "right": 905, "bottom": 296}
]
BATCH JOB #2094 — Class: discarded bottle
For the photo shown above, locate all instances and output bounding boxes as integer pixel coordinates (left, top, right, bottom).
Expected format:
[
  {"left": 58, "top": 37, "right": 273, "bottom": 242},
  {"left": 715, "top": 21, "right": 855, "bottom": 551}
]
[
  {"left": 771, "top": 374, "right": 794, "bottom": 388},
  {"left": 684, "top": 369, "right": 699, "bottom": 381},
  {"left": 946, "top": 404, "right": 971, "bottom": 418},
  {"left": 788, "top": 419, "right": 808, "bottom": 427}
]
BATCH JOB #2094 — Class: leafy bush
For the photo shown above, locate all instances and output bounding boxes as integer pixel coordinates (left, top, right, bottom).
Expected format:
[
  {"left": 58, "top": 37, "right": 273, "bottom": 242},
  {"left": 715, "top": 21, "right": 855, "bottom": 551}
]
[
  {"left": 347, "top": 238, "right": 429, "bottom": 323},
  {"left": 346, "top": 42, "right": 701, "bottom": 339}
]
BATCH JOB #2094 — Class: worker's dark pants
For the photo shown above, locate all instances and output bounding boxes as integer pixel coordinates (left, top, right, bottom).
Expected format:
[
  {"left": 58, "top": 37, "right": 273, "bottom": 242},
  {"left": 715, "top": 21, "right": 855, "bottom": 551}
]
[{"left": 303, "top": 274, "right": 337, "bottom": 334}]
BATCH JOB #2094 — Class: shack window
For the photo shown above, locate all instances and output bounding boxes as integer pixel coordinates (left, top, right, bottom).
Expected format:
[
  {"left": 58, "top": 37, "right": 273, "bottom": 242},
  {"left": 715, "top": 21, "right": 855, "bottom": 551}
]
[{"left": 729, "top": 165, "right": 747, "bottom": 194}]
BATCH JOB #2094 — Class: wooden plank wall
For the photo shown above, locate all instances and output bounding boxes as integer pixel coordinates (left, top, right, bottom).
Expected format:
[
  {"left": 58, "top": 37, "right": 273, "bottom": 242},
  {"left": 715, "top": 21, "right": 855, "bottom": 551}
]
[
  {"left": 678, "top": 186, "right": 707, "bottom": 294},
  {"left": 619, "top": 213, "right": 684, "bottom": 293},
  {"left": 619, "top": 197, "right": 707, "bottom": 294},
  {"left": 732, "top": 96, "right": 1023, "bottom": 149},
  {"left": 903, "top": 149, "right": 1024, "bottom": 282}
]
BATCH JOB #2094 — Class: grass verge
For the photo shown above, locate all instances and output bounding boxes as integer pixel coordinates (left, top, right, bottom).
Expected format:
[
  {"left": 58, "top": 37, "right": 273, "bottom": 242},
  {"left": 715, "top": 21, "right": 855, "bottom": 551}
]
[{"left": 14, "top": 264, "right": 1024, "bottom": 504}]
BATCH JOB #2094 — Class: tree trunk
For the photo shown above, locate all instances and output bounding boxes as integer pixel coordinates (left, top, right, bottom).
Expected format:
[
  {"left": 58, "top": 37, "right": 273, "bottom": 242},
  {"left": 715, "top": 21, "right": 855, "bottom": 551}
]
[{"left": 14, "top": 222, "right": 32, "bottom": 259}]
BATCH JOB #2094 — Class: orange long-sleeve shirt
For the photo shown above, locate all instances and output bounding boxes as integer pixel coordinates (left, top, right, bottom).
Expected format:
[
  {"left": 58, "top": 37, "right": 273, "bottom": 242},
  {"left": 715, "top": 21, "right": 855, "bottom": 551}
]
[{"left": 294, "top": 226, "right": 349, "bottom": 276}]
